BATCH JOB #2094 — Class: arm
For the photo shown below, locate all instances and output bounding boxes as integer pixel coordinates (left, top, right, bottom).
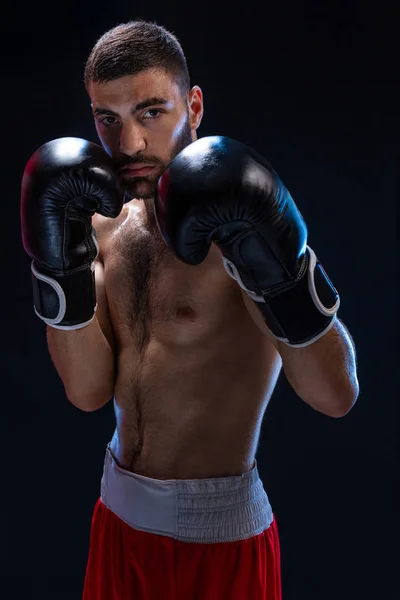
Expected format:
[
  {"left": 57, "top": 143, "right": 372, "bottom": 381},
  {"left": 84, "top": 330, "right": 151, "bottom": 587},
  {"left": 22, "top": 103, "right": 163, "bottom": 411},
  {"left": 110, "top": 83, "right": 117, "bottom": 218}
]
[
  {"left": 47, "top": 260, "right": 116, "bottom": 412},
  {"left": 20, "top": 137, "right": 123, "bottom": 412},
  {"left": 153, "top": 135, "right": 359, "bottom": 418},
  {"left": 242, "top": 291, "right": 358, "bottom": 417}
]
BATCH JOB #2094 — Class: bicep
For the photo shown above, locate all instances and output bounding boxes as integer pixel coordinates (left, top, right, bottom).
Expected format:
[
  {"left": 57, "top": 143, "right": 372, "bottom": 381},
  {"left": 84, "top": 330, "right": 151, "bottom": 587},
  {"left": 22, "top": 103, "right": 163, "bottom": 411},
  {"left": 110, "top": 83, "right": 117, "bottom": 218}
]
[
  {"left": 94, "top": 260, "right": 116, "bottom": 353},
  {"left": 240, "top": 289, "right": 279, "bottom": 347}
]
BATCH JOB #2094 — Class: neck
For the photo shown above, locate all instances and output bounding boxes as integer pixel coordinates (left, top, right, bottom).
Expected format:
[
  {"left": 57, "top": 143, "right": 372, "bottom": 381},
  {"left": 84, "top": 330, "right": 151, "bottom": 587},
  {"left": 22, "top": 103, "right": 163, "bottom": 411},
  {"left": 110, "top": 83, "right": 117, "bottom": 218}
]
[{"left": 141, "top": 197, "right": 160, "bottom": 232}]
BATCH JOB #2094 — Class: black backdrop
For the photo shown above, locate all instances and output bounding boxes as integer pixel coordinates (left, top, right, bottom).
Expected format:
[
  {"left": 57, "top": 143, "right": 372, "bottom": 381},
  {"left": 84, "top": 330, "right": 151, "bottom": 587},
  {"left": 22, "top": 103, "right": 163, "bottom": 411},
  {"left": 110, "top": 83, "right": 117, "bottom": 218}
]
[{"left": 1, "top": 1, "right": 398, "bottom": 598}]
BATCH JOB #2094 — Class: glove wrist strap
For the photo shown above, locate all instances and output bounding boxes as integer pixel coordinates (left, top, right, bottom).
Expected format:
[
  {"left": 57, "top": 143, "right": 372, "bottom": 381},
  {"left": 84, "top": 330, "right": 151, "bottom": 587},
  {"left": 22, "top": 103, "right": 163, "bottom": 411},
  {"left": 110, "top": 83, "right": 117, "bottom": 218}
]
[
  {"left": 31, "top": 262, "right": 97, "bottom": 330},
  {"left": 224, "top": 246, "right": 340, "bottom": 347}
]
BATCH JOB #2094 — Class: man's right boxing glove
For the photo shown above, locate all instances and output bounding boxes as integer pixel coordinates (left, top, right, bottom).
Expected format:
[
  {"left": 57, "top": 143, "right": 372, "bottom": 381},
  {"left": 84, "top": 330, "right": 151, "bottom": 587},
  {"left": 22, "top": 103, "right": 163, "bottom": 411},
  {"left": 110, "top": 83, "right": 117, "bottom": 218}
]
[{"left": 20, "top": 137, "right": 123, "bottom": 330}]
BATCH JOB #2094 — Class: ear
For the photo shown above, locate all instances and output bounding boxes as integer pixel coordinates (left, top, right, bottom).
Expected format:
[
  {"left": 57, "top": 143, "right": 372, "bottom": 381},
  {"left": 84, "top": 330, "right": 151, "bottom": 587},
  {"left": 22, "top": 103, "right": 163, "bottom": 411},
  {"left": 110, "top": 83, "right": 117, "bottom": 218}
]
[{"left": 188, "top": 86, "right": 204, "bottom": 130}]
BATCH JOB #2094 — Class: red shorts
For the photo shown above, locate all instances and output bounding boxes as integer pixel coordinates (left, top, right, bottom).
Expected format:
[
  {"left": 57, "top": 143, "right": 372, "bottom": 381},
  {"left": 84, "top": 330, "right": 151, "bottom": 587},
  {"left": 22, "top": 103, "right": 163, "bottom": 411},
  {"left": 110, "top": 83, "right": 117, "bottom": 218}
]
[{"left": 82, "top": 445, "right": 282, "bottom": 599}]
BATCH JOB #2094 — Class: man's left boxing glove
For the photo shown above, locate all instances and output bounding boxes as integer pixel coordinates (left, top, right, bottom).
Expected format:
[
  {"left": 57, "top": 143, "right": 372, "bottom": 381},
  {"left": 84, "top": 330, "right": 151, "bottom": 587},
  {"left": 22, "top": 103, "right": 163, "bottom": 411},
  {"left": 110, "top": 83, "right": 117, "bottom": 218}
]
[
  {"left": 20, "top": 137, "right": 123, "bottom": 329},
  {"left": 155, "top": 136, "right": 340, "bottom": 347}
]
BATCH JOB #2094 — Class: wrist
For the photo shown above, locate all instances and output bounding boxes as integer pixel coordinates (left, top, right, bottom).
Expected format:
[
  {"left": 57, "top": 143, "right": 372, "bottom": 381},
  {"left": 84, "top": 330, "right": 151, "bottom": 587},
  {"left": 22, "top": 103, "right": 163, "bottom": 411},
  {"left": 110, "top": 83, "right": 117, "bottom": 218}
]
[
  {"left": 31, "top": 261, "right": 97, "bottom": 330},
  {"left": 224, "top": 246, "right": 340, "bottom": 347}
]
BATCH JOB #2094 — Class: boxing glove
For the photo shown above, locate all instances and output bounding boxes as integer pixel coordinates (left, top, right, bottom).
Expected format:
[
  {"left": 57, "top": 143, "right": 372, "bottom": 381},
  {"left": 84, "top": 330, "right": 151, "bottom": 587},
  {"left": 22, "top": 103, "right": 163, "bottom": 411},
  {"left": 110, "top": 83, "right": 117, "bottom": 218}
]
[
  {"left": 21, "top": 137, "right": 123, "bottom": 329},
  {"left": 155, "top": 136, "right": 340, "bottom": 347}
]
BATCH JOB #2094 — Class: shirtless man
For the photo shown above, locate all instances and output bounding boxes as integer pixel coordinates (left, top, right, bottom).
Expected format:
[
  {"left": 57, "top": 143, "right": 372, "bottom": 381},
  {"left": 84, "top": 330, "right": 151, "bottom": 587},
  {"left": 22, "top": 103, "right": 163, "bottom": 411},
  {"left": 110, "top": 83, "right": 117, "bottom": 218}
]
[{"left": 20, "top": 20, "right": 359, "bottom": 600}]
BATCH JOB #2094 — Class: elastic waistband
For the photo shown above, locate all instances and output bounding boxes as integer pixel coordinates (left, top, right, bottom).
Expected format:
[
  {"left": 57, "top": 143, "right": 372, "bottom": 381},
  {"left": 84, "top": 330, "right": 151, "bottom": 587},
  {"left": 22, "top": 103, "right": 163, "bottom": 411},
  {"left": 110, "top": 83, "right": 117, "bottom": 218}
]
[{"left": 100, "top": 444, "right": 273, "bottom": 543}]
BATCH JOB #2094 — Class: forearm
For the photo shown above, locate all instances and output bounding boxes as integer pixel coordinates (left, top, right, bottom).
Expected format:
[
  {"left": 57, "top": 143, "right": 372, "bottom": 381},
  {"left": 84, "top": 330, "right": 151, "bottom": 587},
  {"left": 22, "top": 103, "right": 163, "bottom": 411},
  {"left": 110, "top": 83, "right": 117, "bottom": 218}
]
[
  {"left": 46, "top": 315, "right": 116, "bottom": 411},
  {"left": 275, "top": 319, "right": 359, "bottom": 417},
  {"left": 242, "top": 291, "right": 358, "bottom": 416}
]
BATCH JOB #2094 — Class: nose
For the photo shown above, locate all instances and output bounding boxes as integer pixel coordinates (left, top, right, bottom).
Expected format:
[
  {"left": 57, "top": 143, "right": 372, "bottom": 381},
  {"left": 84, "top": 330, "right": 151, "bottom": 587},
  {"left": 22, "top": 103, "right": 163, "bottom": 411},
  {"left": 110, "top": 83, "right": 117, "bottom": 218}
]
[{"left": 119, "top": 122, "right": 146, "bottom": 156}]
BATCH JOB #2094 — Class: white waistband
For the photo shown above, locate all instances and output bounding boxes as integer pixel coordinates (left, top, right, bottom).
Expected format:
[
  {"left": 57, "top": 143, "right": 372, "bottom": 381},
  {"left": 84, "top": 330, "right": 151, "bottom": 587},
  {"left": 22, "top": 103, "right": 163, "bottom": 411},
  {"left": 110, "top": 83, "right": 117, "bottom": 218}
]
[{"left": 100, "top": 444, "right": 273, "bottom": 543}]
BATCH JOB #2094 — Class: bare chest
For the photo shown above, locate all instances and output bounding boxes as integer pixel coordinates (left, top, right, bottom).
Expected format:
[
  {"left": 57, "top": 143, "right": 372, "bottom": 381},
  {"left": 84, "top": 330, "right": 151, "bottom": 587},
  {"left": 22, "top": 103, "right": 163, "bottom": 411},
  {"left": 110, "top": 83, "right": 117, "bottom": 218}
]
[
  {"left": 94, "top": 206, "right": 281, "bottom": 477},
  {"left": 102, "top": 211, "right": 244, "bottom": 350}
]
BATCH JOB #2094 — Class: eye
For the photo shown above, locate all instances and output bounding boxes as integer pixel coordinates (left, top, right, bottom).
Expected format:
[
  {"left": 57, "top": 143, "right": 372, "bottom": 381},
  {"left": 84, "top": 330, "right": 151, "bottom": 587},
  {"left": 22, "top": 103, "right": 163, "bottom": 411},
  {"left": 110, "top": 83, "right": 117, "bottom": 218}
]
[
  {"left": 143, "top": 109, "right": 162, "bottom": 119},
  {"left": 99, "top": 116, "right": 118, "bottom": 126}
]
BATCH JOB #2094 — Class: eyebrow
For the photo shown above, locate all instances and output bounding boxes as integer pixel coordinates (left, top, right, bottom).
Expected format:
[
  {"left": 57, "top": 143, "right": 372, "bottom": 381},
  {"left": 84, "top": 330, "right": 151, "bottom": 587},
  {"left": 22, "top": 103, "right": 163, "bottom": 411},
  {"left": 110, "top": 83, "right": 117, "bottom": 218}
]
[{"left": 93, "top": 96, "right": 169, "bottom": 117}]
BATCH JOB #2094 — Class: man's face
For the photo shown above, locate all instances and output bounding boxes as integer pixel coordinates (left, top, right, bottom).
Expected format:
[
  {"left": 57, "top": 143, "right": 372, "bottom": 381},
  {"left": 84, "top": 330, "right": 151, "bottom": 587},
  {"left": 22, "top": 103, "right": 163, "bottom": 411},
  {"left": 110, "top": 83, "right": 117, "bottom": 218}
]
[{"left": 88, "top": 68, "right": 203, "bottom": 200}]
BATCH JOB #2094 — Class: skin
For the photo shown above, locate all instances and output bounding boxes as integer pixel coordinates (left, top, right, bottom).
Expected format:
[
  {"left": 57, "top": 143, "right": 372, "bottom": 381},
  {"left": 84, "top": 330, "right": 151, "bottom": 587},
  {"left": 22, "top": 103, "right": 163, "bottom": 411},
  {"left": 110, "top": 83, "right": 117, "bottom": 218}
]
[
  {"left": 87, "top": 68, "right": 282, "bottom": 479},
  {"left": 87, "top": 67, "right": 358, "bottom": 480}
]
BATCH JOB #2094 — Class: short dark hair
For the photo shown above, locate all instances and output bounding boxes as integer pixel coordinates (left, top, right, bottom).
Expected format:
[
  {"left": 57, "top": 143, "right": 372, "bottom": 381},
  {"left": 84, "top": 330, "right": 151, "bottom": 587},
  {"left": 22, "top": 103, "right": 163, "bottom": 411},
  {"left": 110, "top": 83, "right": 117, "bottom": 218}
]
[{"left": 84, "top": 20, "right": 190, "bottom": 95}]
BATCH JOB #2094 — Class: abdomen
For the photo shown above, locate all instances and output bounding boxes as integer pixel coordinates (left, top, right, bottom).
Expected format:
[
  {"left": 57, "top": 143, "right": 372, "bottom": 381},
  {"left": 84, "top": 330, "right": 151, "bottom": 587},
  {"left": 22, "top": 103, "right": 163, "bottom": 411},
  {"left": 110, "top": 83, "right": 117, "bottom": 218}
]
[{"left": 112, "top": 310, "right": 282, "bottom": 479}]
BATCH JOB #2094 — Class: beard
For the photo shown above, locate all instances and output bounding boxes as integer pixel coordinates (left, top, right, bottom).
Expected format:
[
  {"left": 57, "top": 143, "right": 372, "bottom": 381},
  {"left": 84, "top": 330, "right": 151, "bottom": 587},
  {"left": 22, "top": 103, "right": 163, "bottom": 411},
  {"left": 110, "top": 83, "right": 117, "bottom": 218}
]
[{"left": 120, "top": 116, "right": 193, "bottom": 201}]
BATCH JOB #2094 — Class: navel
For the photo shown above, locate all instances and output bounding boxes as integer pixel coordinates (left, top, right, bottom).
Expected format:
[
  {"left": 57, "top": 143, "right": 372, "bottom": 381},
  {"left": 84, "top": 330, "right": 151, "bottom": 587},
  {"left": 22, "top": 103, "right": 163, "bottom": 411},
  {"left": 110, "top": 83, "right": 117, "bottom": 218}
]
[{"left": 175, "top": 306, "right": 197, "bottom": 321}]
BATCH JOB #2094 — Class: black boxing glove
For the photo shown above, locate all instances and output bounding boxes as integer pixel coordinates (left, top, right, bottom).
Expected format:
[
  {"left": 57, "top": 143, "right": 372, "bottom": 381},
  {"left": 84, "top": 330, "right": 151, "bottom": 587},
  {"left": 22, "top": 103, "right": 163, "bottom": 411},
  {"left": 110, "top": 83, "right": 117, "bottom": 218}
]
[
  {"left": 155, "top": 136, "right": 340, "bottom": 347},
  {"left": 21, "top": 137, "right": 123, "bottom": 329}
]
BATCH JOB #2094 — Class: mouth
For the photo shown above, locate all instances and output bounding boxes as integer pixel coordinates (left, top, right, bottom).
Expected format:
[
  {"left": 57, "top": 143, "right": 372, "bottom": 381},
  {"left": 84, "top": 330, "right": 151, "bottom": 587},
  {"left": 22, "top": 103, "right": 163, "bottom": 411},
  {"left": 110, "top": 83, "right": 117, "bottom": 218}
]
[{"left": 119, "top": 165, "right": 157, "bottom": 178}]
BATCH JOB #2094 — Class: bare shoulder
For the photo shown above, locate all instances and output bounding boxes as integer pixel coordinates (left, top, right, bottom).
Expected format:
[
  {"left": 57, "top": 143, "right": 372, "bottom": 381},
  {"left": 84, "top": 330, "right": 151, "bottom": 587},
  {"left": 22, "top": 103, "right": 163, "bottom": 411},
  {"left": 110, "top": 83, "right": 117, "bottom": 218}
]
[
  {"left": 92, "top": 205, "right": 129, "bottom": 235},
  {"left": 92, "top": 205, "right": 130, "bottom": 260}
]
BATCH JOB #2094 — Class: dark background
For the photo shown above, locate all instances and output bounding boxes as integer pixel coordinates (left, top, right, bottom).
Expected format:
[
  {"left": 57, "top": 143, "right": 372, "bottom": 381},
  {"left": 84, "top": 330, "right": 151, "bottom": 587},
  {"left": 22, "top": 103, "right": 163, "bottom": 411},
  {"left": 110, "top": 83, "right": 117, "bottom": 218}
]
[{"left": 1, "top": 1, "right": 398, "bottom": 598}]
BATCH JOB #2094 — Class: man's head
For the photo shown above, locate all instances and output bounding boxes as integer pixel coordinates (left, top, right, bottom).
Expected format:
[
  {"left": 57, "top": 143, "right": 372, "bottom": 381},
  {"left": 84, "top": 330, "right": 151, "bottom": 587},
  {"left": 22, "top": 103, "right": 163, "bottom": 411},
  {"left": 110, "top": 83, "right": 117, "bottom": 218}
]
[{"left": 85, "top": 20, "right": 203, "bottom": 199}]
